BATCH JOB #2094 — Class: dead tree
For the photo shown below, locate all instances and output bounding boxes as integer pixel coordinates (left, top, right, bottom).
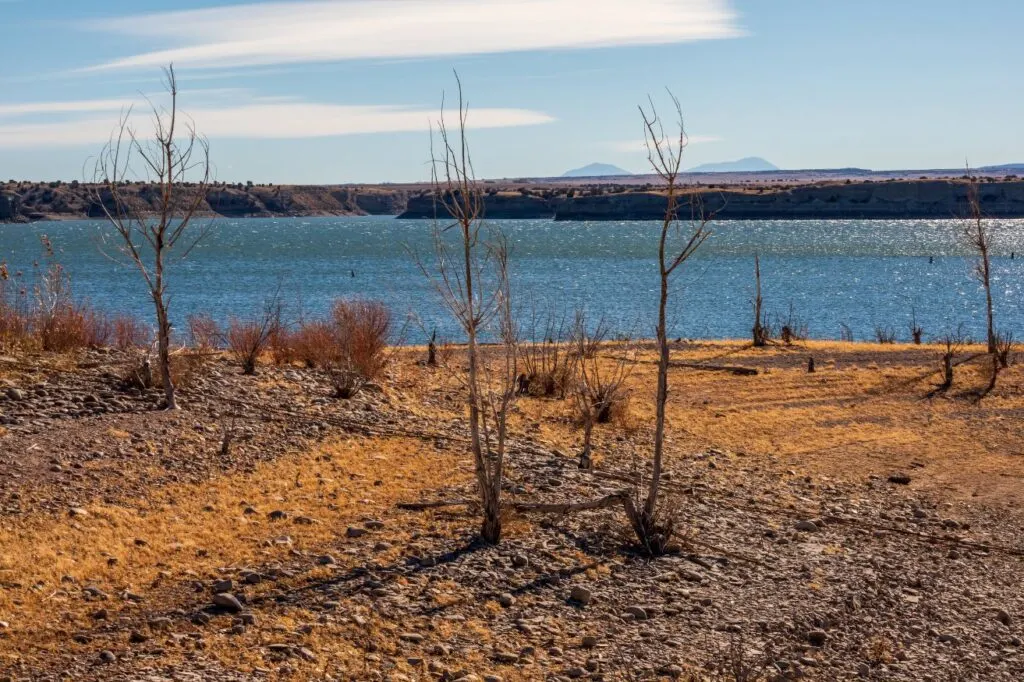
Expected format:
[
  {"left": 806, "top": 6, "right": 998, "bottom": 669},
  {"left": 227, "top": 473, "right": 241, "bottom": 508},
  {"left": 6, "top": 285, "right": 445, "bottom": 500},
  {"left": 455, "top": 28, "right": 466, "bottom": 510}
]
[
  {"left": 628, "top": 91, "right": 712, "bottom": 554},
  {"left": 938, "top": 327, "right": 965, "bottom": 391},
  {"left": 962, "top": 170, "right": 996, "bottom": 355},
  {"left": 420, "top": 74, "right": 518, "bottom": 544},
  {"left": 909, "top": 307, "right": 923, "bottom": 345},
  {"left": 752, "top": 253, "right": 768, "bottom": 347},
  {"left": 92, "top": 65, "right": 211, "bottom": 410}
]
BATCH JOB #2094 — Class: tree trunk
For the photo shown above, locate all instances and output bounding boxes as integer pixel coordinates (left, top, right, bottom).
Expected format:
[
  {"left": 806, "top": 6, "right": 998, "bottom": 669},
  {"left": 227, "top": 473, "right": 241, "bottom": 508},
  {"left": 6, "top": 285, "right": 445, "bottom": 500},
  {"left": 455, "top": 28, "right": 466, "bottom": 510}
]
[
  {"left": 153, "top": 258, "right": 176, "bottom": 410},
  {"left": 752, "top": 254, "right": 765, "bottom": 347},
  {"left": 942, "top": 354, "right": 954, "bottom": 389},
  {"left": 645, "top": 231, "right": 671, "bottom": 521},
  {"left": 579, "top": 416, "right": 594, "bottom": 470},
  {"left": 480, "top": 484, "right": 502, "bottom": 544}
]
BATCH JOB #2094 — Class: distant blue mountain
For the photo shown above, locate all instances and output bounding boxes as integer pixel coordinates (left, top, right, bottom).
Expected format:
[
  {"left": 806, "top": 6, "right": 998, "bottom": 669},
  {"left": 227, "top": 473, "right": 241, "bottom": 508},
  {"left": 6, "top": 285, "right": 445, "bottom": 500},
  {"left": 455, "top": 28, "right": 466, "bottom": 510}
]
[
  {"left": 979, "top": 163, "right": 1024, "bottom": 172},
  {"left": 688, "top": 157, "right": 779, "bottom": 173},
  {"left": 562, "top": 163, "right": 634, "bottom": 178}
]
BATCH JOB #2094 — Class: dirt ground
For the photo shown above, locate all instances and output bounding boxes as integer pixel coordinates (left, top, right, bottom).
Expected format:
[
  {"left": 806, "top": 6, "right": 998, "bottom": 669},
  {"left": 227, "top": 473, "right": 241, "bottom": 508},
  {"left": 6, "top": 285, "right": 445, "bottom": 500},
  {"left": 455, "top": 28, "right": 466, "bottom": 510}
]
[{"left": 0, "top": 340, "right": 1021, "bottom": 681}]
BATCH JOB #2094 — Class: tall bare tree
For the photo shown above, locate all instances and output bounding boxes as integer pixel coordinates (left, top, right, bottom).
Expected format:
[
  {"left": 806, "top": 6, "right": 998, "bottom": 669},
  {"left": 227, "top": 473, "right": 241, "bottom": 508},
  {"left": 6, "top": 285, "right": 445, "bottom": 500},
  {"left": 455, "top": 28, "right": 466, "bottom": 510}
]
[
  {"left": 962, "top": 169, "right": 996, "bottom": 355},
  {"left": 421, "top": 73, "right": 518, "bottom": 544},
  {"left": 625, "top": 92, "right": 712, "bottom": 553},
  {"left": 92, "top": 65, "right": 211, "bottom": 409}
]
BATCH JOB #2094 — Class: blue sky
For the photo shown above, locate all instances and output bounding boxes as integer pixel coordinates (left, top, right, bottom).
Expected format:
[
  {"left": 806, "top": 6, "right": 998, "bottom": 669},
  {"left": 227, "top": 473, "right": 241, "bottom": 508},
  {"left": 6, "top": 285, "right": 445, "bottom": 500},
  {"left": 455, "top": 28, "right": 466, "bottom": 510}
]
[{"left": 1, "top": 0, "right": 1022, "bottom": 183}]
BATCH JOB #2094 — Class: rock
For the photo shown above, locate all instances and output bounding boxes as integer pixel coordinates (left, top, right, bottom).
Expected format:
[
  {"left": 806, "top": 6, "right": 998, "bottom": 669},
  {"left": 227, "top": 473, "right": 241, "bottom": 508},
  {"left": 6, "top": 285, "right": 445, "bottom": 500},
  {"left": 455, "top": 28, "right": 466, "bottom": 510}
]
[
  {"left": 511, "top": 554, "right": 529, "bottom": 568},
  {"left": 268, "top": 510, "right": 288, "bottom": 521},
  {"left": 5, "top": 388, "right": 25, "bottom": 401},
  {"left": 581, "top": 635, "right": 599, "bottom": 649},
  {"left": 295, "top": 647, "right": 317, "bottom": 662},
  {"left": 364, "top": 519, "right": 385, "bottom": 529},
  {"left": 795, "top": 520, "right": 819, "bottom": 533},
  {"left": 937, "top": 633, "right": 961, "bottom": 645},
  {"left": 212, "top": 593, "right": 243, "bottom": 613},
  {"left": 658, "top": 664, "right": 684, "bottom": 679},
  {"left": 399, "top": 632, "right": 424, "bottom": 644},
  {"left": 569, "top": 586, "right": 592, "bottom": 605},
  {"left": 996, "top": 609, "right": 1013, "bottom": 626},
  {"left": 498, "top": 593, "right": 515, "bottom": 608},
  {"left": 99, "top": 650, "right": 116, "bottom": 664},
  {"left": 623, "top": 606, "right": 648, "bottom": 621},
  {"left": 69, "top": 507, "right": 90, "bottom": 519},
  {"left": 129, "top": 630, "right": 149, "bottom": 643},
  {"left": 317, "top": 555, "right": 337, "bottom": 566},
  {"left": 680, "top": 569, "right": 704, "bottom": 583},
  {"left": 888, "top": 473, "right": 912, "bottom": 485},
  {"left": 807, "top": 630, "right": 828, "bottom": 647},
  {"left": 212, "top": 579, "right": 233, "bottom": 594},
  {"left": 346, "top": 526, "right": 368, "bottom": 538},
  {"left": 565, "top": 667, "right": 587, "bottom": 679}
]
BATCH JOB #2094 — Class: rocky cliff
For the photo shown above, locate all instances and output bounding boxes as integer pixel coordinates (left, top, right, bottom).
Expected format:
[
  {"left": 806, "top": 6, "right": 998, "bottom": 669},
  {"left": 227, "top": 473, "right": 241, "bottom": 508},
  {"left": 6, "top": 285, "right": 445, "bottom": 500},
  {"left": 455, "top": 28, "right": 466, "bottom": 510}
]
[
  {"left": 5, "top": 179, "right": 1024, "bottom": 223},
  {"left": 398, "top": 180, "right": 1024, "bottom": 221},
  {"left": 0, "top": 182, "right": 411, "bottom": 222}
]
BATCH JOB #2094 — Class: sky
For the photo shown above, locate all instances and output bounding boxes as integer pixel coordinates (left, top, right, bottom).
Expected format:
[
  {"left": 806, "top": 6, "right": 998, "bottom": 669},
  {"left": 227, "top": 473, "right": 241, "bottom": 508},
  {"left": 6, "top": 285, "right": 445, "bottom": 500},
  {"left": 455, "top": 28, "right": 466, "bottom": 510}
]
[{"left": 1, "top": 0, "right": 1022, "bottom": 183}]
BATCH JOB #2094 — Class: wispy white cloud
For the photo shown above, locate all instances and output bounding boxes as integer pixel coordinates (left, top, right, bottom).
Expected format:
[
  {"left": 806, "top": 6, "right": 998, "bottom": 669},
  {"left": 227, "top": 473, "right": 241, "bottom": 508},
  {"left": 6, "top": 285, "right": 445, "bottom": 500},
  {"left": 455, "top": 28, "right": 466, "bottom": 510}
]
[
  {"left": 83, "top": 0, "right": 743, "bottom": 71},
  {"left": 608, "top": 135, "right": 723, "bottom": 153},
  {"left": 0, "top": 98, "right": 554, "bottom": 148}
]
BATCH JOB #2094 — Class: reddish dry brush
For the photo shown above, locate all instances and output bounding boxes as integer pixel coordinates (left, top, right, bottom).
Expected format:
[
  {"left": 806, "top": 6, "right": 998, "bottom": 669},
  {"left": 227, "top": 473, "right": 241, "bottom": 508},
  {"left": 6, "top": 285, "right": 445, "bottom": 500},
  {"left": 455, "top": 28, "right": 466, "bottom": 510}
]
[
  {"left": 224, "top": 297, "right": 283, "bottom": 375},
  {"left": 328, "top": 299, "right": 392, "bottom": 396}
]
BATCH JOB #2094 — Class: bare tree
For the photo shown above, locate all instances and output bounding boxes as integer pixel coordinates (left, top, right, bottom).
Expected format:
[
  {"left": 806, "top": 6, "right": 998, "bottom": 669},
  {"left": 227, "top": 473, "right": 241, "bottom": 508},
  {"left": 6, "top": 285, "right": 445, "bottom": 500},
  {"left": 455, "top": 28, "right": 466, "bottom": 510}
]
[
  {"left": 420, "top": 73, "right": 519, "bottom": 544},
  {"left": 938, "top": 326, "right": 966, "bottom": 391},
  {"left": 909, "top": 307, "right": 923, "bottom": 345},
  {"left": 627, "top": 91, "right": 712, "bottom": 554},
  {"left": 752, "top": 254, "right": 768, "bottom": 347},
  {"left": 92, "top": 65, "right": 211, "bottom": 409},
  {"left": 962, "top": 169, "right": 996, "bottom": 354}
]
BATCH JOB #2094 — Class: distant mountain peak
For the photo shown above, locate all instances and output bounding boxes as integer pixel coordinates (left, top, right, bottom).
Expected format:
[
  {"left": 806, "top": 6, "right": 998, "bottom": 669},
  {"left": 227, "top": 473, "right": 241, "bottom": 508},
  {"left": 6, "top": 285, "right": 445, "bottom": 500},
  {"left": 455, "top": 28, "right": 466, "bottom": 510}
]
[
  {"left": 562, "top": 163, "right": 633, "bottom": 178},
  {"left": 688, "top": 157, "right": 779, "bottom": 173}
]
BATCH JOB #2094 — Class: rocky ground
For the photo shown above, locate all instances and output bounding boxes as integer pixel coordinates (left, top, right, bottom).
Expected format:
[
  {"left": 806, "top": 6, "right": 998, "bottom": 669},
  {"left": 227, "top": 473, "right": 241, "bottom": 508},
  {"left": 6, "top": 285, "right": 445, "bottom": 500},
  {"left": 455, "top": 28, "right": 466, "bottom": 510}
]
[{"left": 0, "top": 344, "right": 1022, "bottom": 681}]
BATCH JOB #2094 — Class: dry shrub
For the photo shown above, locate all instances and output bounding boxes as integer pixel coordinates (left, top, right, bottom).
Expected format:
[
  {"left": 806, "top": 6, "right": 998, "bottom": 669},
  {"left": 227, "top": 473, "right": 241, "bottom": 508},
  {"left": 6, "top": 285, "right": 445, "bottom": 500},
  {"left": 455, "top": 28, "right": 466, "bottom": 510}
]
[
  {"left": 0, "top": 265, "right": 32, "bottom": 350},
  {"left": 328, "top": 299, "right": 392, "bottom": 398},
  {"left": 37, "top": 303, "right": 103, "bottom": 352},
  {"left": 519, "top": 307, "right": 573, "bottom": 398},
  {"left": 874, "top": 325, "right": 896, "bottom": 344},
  {"left": 111, "top": 315, "right": 150, "bottom": 351},
  {"left": 225, "top": 297, "right": 283, "bottom": 375},
  {"left": 187, "top": 314, "right": 221, "bottom": 350},
  {"left": 288, "top": 320, "right": 340, "bottom": 369}
]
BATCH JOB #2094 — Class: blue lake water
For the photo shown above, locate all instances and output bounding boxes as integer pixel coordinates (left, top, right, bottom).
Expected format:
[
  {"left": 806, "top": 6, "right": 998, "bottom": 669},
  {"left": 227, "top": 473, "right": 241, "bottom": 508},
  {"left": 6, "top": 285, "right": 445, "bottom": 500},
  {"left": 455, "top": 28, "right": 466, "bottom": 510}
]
[{"left": 2, "top": 216, "right": 1023, "bottom": 344}]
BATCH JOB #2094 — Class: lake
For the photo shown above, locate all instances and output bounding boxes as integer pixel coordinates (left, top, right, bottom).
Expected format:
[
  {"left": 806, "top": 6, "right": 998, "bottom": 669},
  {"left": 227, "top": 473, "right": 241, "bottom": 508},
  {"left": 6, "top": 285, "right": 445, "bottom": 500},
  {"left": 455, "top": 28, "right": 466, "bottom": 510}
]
[{"left": 2, "top": 216, "right": 1023, "bottom": 344}]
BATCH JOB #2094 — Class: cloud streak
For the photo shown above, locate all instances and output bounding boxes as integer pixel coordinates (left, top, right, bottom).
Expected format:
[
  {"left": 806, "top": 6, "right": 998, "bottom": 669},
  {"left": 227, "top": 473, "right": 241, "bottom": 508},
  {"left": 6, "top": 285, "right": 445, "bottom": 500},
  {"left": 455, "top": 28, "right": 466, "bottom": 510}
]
[
  {"left": 84, "top": 0, "right": 743, "bottom": 71},
  {"left": 0, "top": 100, "right": 554, "bottom": 148}
]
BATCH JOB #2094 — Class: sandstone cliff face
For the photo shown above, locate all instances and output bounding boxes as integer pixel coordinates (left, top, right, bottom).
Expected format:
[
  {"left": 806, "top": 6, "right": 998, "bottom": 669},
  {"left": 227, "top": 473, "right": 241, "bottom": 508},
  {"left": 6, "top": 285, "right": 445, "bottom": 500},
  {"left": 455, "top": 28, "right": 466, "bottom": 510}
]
[
  {"left": 556, "top": 181, "right": 1024, "bottom": 221},
  {"left": 5, "top": 180, "right": 1024, "bottom": 223},
  {"left": 398, "top": 180, "right": 1024, "bottom": 221},
  {"left": 398, "top": 192, "right": 562, "bottom": 219}
]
